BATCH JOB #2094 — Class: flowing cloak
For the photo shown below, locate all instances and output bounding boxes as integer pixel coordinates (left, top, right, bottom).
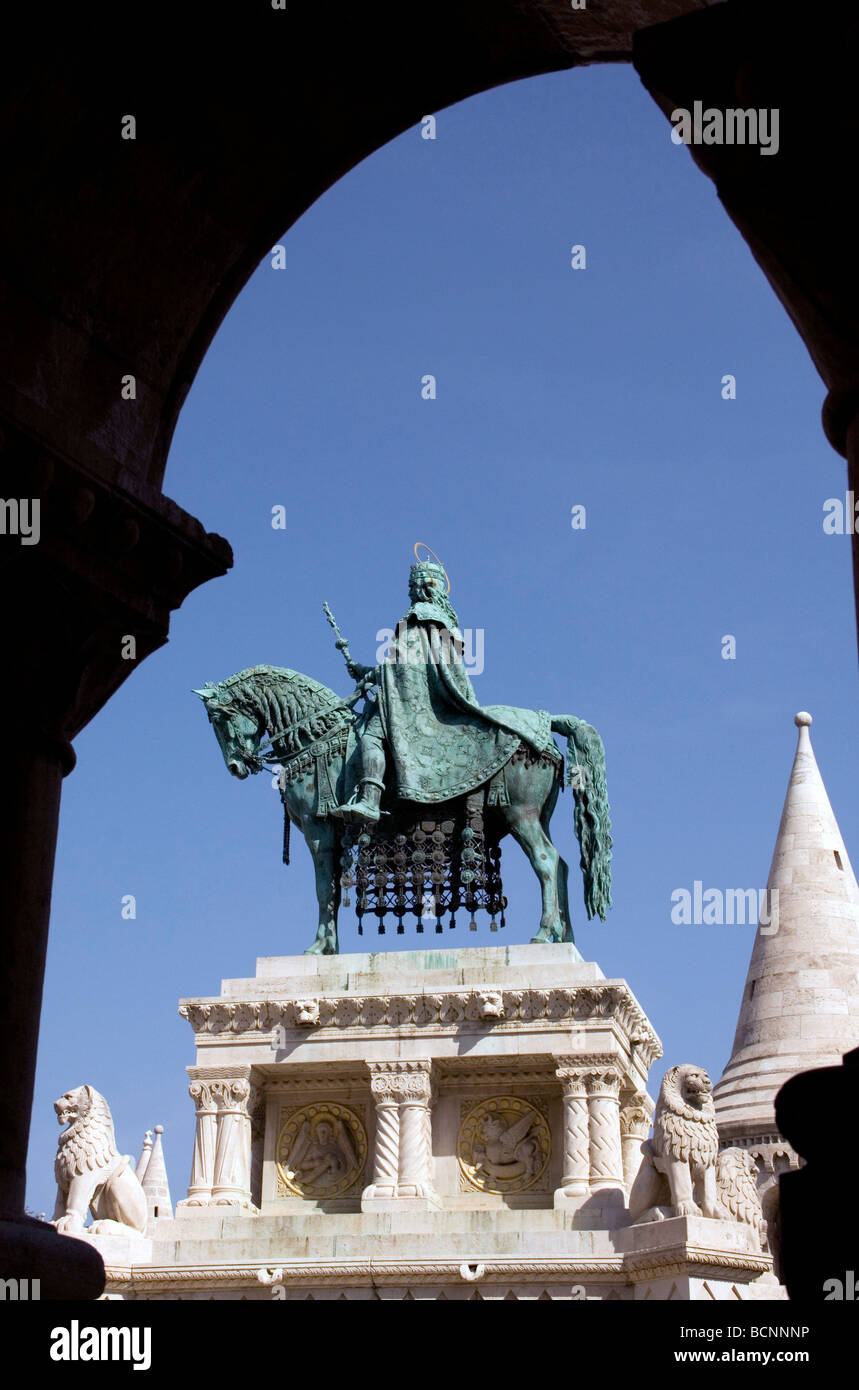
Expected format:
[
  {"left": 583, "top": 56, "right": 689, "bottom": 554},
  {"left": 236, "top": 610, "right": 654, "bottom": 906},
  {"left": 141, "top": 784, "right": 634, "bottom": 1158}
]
[{"left": 374, "top": 608, "right": 554, "bottom": 803}]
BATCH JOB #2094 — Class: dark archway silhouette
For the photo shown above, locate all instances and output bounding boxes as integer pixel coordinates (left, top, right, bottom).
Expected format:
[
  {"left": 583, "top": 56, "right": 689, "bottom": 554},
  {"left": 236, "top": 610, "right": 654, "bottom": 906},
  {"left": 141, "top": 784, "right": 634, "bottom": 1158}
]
[{"left": 2, "top": 0, "right": 856, "bottom": 1295}]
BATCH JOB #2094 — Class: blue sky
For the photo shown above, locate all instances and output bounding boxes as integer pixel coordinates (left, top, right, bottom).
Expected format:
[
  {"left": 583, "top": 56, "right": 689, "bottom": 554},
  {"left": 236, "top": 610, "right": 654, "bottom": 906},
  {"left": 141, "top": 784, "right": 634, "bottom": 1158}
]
[{"left": 27, "top": 64, "right": 857, "bottom": 1214}]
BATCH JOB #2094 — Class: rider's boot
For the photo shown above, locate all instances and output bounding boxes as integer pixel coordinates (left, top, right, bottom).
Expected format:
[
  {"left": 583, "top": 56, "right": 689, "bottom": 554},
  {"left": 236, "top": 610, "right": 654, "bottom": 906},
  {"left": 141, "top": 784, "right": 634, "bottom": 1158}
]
[
  {"left": 341, "top": 777, "right": 383, "bottom": 824},
  {"left": 331, "top": 734, "right": 385, "bottom": 823}
]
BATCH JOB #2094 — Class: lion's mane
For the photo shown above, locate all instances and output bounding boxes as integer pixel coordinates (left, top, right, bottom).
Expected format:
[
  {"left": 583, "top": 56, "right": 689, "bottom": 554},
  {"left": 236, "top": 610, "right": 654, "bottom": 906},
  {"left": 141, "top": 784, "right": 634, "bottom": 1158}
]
[
  {"left": 716, "top": 1147, "right": 765, "bottom": 1239},
  {"left": 54, "top": 1085, "right": 118, "bottom": 1184},
  {"left": 651, "top": 1064, "right": 720, "bottom": 1169}
]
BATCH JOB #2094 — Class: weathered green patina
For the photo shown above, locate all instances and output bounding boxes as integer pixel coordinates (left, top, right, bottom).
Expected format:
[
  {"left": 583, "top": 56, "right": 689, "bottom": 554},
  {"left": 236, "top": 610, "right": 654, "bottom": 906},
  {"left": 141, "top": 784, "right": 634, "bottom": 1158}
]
[
  {"left": 331, "top": 561, "right": 553, "bottom": 817},
  {"left": 195, "top": 559, "right": 612, "bottom": 954}
]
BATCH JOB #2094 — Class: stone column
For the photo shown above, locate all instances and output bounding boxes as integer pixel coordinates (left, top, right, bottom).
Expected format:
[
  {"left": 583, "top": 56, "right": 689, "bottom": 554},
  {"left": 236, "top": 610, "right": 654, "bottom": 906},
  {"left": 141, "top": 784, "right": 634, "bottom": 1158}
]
[
  {"left": 397, "top": 1066, "right": 434, "bottom": 1199},
  {"left": 586, "top": 1066, "right": 625, "bottom": 1207},
  {"left": 363, "top": 1069, "right": 401, "bottom": 1204},
  {"left": 210, "top": 1079, "right": 256, "bottom": 1209},
  {"left": 0, "top": 425, "right": 230, "bottom": 1293},
  {"left": 553, "top": 1062, "right": 591, "bottom": 1210},
  {"left": 0, "top": 736, "right": 103, "bottom": 1298},
  {"left": 362, "top": 1060, "right": 438, "bottom": 1209},
  {"left": 182, "top": 1081, "right": 219, "bottom": 1206},
  {"left": 620, "top": 1093, "right": 651, "bottom": 1198}
]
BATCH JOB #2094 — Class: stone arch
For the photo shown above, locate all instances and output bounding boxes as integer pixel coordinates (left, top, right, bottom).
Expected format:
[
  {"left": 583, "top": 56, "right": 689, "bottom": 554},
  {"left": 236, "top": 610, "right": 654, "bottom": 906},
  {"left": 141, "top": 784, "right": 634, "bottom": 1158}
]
[{"left": 4, "top": 0, "right": 859, "bottom": 1296}]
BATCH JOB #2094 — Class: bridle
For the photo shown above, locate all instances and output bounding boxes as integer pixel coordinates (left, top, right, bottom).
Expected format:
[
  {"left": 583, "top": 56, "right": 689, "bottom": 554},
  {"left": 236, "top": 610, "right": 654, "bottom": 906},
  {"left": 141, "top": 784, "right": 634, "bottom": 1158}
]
[{"left": 207, "top": 676, "right": 371, "bottom": 776}]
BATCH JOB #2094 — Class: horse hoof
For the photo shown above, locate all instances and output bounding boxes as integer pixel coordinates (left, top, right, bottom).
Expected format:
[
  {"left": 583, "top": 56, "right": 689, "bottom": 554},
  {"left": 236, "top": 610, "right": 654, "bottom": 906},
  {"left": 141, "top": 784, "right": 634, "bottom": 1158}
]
[{"left": 303, "top": 937, "right": 338, "bottom": 956}]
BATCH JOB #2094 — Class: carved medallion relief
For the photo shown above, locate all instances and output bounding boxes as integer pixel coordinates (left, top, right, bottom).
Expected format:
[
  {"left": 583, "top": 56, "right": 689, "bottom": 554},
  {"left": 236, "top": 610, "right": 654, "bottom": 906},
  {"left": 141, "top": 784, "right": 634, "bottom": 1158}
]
[
  {"left": 458, "top": 1096, "right": 551, "bottom": 1194},
  {"left": 276, "top": 1103, "right": 367, "bottom": 1198}
]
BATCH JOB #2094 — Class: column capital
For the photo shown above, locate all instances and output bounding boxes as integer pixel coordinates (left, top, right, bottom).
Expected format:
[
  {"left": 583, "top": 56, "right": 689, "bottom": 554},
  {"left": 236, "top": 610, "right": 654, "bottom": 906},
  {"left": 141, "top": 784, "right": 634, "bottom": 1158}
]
[
  {"left": 555, "top": 1061, "right": 590, "bottom": 1096},
  {"left": 620, "top": 1092, "right": 652, "bottom": 1140},
  {"left": 187, "top": 1066, "right": 259, "bottom": 1115},
  {"left": 586, "top": 1067, "right": 623, "bottom": 1101},
  {"left": 367, "top": 1058, "right": 433, "bottom": 1102},
  {"left": 556, "top": 1056, "right": 623, "bottom": 1098}
]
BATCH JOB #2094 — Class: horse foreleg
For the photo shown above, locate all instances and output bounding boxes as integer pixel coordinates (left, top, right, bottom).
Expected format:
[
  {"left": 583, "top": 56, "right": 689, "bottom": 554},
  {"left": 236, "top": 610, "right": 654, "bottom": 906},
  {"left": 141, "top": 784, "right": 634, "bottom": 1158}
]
[{"left": 302, "top": 822, "right": 339, "bottom": 955}]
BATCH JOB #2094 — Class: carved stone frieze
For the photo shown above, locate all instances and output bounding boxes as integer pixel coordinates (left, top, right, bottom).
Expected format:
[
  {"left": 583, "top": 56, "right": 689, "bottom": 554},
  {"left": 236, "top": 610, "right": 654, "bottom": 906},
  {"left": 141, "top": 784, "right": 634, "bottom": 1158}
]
[
  {"left": 477, "top": 990, "right": 504, "bottom": 1019},
  {"left": 295, "top": 999, "right": 320, "bottom": 1027},
  {"left": 440, "top": 1069, "right": 559, "bottom": 1092},
  {"left": 178, "top": 985, "right": 661, "bottom": 1066}
]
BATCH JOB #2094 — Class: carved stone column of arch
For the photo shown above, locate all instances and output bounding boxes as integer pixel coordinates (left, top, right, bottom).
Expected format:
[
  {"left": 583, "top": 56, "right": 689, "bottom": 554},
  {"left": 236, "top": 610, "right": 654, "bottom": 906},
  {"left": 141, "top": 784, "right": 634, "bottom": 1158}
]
[
  {"left": 553, "top": 1061, "right": 590, "bottom": 1209},
  {"left": 619, "top": 1092, "right": 651, "bottom": 1197},
  {"left": 585, "top": 1066, "right": 625, "bottom": 1204}
]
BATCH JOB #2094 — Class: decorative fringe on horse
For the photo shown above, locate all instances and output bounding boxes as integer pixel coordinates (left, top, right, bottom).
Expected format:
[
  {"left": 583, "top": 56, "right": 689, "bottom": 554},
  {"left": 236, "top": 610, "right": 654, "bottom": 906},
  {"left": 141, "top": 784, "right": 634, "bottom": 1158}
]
[{"left": 553, "top": 716, "right": 613, "bottom": 922}]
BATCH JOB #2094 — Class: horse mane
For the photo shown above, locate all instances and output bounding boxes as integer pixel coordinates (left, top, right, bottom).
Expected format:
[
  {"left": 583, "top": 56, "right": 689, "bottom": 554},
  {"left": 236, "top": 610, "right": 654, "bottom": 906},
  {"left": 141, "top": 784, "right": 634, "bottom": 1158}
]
[{"left": 211, "top": 665, "right": 350, "bottom": 757}]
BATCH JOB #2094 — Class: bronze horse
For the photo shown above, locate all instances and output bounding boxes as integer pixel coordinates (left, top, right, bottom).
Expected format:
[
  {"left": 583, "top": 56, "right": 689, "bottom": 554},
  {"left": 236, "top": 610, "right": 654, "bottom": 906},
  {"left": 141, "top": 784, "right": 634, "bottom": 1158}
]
[{"left": 196, "top": 664, "right": 611, "bottom": 954}]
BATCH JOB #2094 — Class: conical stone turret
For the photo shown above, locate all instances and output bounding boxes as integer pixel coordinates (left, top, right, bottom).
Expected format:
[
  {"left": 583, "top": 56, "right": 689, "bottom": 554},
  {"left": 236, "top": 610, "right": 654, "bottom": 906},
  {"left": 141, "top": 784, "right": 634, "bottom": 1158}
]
[
  {"left": 140, "top": 1124, "right": 173, "bottom": 1222},
  {"left": 714, "top": 712, "right": 859, "bottom": 1157},
  {"left": 135, "top": 1130, "right": 153, "bottom": 1181}
]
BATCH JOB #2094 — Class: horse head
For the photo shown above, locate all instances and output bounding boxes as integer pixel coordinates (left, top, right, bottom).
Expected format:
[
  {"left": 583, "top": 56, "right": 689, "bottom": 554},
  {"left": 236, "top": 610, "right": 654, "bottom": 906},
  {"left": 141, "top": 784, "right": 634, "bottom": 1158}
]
[
  {"left": 193, "top": 681, "right": 265, "bottom": 779},
  {"left": 195, "top": 665, "right": 352, "bottom": 781}
]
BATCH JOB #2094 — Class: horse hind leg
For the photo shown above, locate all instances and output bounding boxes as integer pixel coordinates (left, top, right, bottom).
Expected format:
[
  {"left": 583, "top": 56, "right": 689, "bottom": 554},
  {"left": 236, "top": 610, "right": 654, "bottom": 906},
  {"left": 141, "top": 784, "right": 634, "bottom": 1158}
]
[
  {"left": 539, "top": 775, "right": 574, "bottom": 944},
  {"left": 498, "top": 798, "right": 564, "bottom": 943},
  {"left": 556, "top": 852, "right": 573, "bottom": 944}
]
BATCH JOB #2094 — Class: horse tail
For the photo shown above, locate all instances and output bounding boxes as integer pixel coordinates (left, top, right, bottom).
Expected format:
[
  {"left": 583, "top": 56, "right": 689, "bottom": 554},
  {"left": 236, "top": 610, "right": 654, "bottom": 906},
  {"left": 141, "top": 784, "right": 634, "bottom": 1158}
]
[{"left": 550, "top": 715, "right": 612, "bottom": 921}]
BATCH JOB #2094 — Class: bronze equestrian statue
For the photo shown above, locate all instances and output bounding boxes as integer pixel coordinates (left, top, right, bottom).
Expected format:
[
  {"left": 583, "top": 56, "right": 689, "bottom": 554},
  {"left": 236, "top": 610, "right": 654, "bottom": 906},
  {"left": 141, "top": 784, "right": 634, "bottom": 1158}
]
[{"left": 195, "top": 556, "right": 611, "bottom": 955}]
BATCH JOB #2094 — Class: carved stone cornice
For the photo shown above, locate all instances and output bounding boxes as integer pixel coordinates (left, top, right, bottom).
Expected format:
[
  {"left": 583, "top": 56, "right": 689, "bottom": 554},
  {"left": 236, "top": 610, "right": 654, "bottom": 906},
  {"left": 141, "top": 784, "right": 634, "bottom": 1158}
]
[
  {"left": 178, "top": 985, "right": 661, "bottom": 1067},
  {"left": 107, "top": 1246, "right": 772, "bottom": 1295},
  {"left": 622, "top": 1247, "right": 772, "bottom": 1281}
]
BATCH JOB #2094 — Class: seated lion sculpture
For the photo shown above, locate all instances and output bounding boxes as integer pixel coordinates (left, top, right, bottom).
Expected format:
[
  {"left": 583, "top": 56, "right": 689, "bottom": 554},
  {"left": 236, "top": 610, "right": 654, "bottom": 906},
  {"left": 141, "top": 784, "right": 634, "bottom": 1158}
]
[
  {"left": 628, "top": 1064, "right": 724, "bottom": 1222},
  {"left": 51, "top": 1085, "right": 148, "bottom": 1238},
  {"left": 715, "top": 1146, "right": 767, "bottom": 1249}
]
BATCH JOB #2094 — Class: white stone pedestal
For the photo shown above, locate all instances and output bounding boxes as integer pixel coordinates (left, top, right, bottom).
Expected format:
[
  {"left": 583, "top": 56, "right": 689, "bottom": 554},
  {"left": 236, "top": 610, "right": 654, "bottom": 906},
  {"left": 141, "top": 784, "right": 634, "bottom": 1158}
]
[{"left": 99, "top": 946, "right": 778, "bottom": 1300}]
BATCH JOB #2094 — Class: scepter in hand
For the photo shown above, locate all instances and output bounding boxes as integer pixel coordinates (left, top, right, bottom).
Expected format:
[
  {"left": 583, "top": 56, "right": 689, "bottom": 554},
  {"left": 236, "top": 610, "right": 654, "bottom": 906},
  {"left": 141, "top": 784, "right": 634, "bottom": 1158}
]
[
  {"left": 319, "top": 597, "right": 372, "bottom": 695},
  {"left": 322, "top": 601, "right": 360, "bottom": 677}
]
